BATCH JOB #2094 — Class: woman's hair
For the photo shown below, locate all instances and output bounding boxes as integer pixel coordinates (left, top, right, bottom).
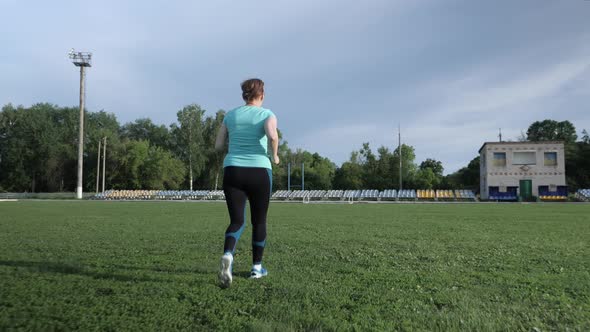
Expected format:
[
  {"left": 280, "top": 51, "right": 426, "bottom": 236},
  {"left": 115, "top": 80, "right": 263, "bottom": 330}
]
[{"left": 241, "top": 78, "right": 264, "bottom": 102}]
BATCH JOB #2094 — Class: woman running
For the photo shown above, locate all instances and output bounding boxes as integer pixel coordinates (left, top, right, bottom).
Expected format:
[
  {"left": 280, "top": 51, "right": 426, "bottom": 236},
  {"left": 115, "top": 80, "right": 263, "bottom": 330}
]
[{"left": 215, "top": 78, "right": 279, "bottom": 288}]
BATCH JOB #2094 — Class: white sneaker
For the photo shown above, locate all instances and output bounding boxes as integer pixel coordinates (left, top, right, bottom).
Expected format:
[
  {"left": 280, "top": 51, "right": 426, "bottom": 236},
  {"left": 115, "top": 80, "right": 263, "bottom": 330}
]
[
  {"left": 249, "top": 266, "right": 268, "bottom": 279},
  {"left": 218, "top": 254, "right": 233, "bottom": 288}
]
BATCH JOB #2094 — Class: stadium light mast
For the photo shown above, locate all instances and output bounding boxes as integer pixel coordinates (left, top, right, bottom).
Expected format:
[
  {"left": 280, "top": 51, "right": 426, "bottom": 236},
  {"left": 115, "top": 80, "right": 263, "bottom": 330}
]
[{"left": 69, "top": 49, "right": 92, "bottom": 199}]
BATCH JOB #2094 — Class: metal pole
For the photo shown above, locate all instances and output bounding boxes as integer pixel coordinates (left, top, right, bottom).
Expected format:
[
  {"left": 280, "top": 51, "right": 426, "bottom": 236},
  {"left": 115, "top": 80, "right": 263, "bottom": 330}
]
[
  {"left": 302, "top": 162, "right": 305, "bottom": 191},
  {"left": 102, "top": 136, "right": 107, "bottom": 192},
  {"left": 287, "top": 162, "right": 291, "bottom": 191},
  {"left": 399, "top": 125, "right": 402, "bottom": 191},
  {"left": 189, "top": 121, "right": 193, "bottom": 191},
  {"left": 96, "top": 139, "right": 101, "bottom": 193},
  {"left": 76, "top": 66, "right": 85, "bottom": 199}
]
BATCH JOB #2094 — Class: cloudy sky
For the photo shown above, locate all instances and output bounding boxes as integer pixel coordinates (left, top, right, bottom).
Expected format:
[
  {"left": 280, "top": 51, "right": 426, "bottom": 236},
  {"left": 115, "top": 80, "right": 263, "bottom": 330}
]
[{"left": 1, "top": 0, "right": 589, "bottom": 173}]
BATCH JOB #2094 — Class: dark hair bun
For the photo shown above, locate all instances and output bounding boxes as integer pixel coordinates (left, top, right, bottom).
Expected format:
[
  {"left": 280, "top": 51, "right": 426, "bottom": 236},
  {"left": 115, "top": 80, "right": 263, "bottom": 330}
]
[{"left": 241, "top": 78, "right": 264, "bottom": 102}]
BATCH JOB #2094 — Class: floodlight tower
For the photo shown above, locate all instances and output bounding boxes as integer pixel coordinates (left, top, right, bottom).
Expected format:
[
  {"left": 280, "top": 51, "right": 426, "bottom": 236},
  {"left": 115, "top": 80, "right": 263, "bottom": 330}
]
[{"left": 69, "top": 49, "right": 92, "bottom": 199}]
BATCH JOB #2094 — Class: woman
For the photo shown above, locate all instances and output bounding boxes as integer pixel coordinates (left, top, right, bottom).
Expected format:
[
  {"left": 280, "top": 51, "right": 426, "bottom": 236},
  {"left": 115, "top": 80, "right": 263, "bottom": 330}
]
[{"left": 214, "top": 78, "right": 279, "bottom": 288}]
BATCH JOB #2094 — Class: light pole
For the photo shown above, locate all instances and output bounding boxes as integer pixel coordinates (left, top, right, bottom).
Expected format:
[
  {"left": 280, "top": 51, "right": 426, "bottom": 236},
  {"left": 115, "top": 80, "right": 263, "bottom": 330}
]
[
  {"left": 69, "top": 49, "right": 92, "bottom": 199},
  {"left": 96, "top": 139, "right": 101, "bottom": 193},
  {"left": 398, "top": 124, "right": 402, "bottom": 191},
  {"left": 102, "top": 136, "right": 107, "bottom": 192}
]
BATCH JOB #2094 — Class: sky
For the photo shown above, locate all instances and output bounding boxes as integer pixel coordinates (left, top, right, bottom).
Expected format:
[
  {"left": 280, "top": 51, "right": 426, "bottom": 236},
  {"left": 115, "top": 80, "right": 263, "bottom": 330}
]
[{"left": 1, "top": 0, "right": 589, "bottom": 173}]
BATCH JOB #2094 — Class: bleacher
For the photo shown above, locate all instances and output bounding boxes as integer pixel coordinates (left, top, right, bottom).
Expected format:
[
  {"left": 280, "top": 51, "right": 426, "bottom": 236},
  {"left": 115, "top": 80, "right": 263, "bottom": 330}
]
[
  {"left": 455, "top": 190, "right": 476, "bottom": 200},
  {"left": 379, "top": 189, "right": 397, "bottom": 200},
  {"left": 207, "top": 190, "right": 225, "bottom": 200},
  {"left": 92, "top": 188, "right": 486, "bottom": 202},
  {"left": 398, "top": 189, "right": 416, "bottom": 200},
  {"left": 102, "top": 190, "right": 158, "bottom": 200},
  {"left": 307, "top": 190, "right": 327, "bottom": 200},
  {"left": 488, "top": 187, "right": 518, "bottom": 201},
  {"left": 538, "top": 186, "right": 568, "bottom": 201},
  {"left": 289, "top": 190, "right": 308, "bottom": 200},
  {"left": 360, "top": 189, "right": 379, "bottom": 200},
  {"left": 325, "top": 190, "right": 344, "bottom": 200},
  {"left": 271, "top": 190, "right": 290, "bottom": 200},
  {"left": 155, "top": 190, "right": 209, "bottom": 200},
  {"left": 417, "top": 189, "right": 436, "bottom": 199},
  {"left": 576, "top": 189, "right": 590, "bottom": 201},
  {"left": 343, "top": 190, "right": 362, "bottom": 200},
  {"left": 436, "top": 190, "right": 454, "bottom": 200}
]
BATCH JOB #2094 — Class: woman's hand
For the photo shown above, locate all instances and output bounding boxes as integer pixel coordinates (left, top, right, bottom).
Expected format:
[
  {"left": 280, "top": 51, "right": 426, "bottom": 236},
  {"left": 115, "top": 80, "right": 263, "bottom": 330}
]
[{"left": 272, "top": 154, "right": 280, "bottom": 165}]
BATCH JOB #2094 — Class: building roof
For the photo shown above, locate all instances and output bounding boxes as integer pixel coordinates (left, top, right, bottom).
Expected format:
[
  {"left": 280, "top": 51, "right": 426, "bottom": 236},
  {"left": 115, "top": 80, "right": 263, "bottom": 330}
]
[{"left": 478, "top": 141, "right": 564, "bottom": 153}]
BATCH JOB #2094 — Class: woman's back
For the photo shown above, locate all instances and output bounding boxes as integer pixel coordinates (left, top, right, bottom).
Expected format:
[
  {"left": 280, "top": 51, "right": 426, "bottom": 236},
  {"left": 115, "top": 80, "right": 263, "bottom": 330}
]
[{"left": 223, "top": 105, "right": 275, "bottom": 169}]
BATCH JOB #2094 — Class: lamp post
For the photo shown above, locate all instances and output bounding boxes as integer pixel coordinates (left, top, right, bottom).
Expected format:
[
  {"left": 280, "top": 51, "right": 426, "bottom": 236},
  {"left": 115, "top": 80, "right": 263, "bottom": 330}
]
[
  {"left": 102, "top": 136, "right": 107, "bottom": 192},
  {"left": 69, "top": 49, "right": 92, "bottom": 199},
  {"left": 96, "top": 139, "right": 101, "bottom": 193}
]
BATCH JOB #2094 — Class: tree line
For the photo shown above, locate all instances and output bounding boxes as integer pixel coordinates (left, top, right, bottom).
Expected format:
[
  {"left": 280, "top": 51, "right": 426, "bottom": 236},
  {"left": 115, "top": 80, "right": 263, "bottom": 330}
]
[{"left": 1, "top": 103, "right": 588, "bottom": 192}]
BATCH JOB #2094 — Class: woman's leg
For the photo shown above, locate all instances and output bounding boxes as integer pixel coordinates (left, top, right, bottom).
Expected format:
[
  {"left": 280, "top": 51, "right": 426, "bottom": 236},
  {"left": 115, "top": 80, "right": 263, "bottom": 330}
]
[
  {"left": 246, "top": 168, "right": 272, "bottom": 265},
  {"left": 223, "top": 167, "right": 248, "bottom": 254}
]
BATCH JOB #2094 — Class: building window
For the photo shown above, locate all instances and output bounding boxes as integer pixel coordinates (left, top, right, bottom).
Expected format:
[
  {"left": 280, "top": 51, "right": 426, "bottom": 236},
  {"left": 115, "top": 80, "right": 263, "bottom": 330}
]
[
  {"left": 513, "top": 151, "right": 536, "bottom": 165},
  {"left": 544, "top": 152, "right": 557, "bottom": 166},
  {"left": 493, "top": 152, "right": 506, "bottom": 167}
]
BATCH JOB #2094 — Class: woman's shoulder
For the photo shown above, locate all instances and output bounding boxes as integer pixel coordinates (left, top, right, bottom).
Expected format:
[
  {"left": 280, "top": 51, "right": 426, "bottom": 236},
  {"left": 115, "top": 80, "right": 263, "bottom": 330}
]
[
  {"left": 259, "top": 107, "right": 275, "bottom": 118},
  {"left": 229, "top": 105, "right": 275, "bottom": 118}
]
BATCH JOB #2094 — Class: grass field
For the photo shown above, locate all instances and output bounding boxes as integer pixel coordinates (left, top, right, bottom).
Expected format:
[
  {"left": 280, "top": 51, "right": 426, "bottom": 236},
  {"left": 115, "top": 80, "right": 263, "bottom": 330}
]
[{"left": 0, "top": 201, "right": 589, "bottom": 331}]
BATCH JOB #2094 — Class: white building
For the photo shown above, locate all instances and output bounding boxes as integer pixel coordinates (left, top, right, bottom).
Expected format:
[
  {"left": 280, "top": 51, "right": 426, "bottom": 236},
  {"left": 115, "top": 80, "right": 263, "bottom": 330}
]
[{"left": 479, "top": 141, "right": 566, "bottom": 200}]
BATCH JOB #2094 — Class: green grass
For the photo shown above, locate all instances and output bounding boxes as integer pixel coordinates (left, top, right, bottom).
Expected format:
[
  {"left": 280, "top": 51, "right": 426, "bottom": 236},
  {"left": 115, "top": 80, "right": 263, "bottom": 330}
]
[{"left": 0, "top": 201, "right": 589, "bottom": 331}]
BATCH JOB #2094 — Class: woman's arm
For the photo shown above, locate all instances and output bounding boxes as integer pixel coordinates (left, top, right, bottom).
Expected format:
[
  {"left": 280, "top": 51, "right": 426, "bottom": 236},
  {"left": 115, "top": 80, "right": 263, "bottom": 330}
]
[
  {"left": 215, "top": 124, "right": 227, "bottom": 152},
  {"left": 264, "top": 116, "right": 279, "bottom": 165}
]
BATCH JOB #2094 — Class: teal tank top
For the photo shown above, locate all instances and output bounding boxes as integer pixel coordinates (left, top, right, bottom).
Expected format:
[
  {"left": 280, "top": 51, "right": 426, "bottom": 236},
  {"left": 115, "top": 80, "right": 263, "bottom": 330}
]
[{"left": 223, "top": 105, "right": 275, "bottom": 169}]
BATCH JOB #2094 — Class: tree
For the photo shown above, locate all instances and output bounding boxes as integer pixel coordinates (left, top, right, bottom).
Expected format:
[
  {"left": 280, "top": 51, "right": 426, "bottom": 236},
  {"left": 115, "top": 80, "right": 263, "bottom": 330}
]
[
  {"left": 116, "top": 140, "right": 150, "bottom": 189},
  {"left": 526, "top": 120, "right": 577, "bottom": 143},
  {"left": 420, "top": 159, "right": 443, "bottom": 177},
  {"left": 394, "top": 144, "right": 417, "bottom": 189},
  {"left": 333, "top": 151, "right": 364, "bottom": 190},
  {"left": 445, "top": 156, "right": 480, "bottom": 191},
  {"left": 142, "top": 146, "right": 186, "bottom": 189},
  {"left": 414, "top": 168, "right": 438, "bottom": 189},
  {"left": 172, "top": 104, "right": 206, "bottom": 190},
  {"left": 121, "top": 118, "right": 171, "bottom": 150},
  {"left": 200, "top": 110, "right": 226, "bottom": 190}
]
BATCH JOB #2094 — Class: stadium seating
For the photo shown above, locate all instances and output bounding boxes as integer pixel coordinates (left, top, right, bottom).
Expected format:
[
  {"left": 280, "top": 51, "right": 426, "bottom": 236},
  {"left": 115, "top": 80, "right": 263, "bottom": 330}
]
[
  {"left": 360, "top": 189, "right": 379, "bottom": 200},
  {"left": 417, "top": 189, "right": 436, "bottom": 199},
  {"left": 538, "top": 186, "right": 568, "bottom": 201},
  {"left": 454, "top": 190, "right": 476, "bottom": 200},
  {"left": 576, "top": 189, "right": 590, "bottom": 201},
  {"left": 101, "top": 190, "right": 158, "bottom": 200},
  {"left": 271, "top": 190, "right": 290, "bottom": 200},
  {"left": 285, "top": 190, "right": 327, "bottom": 201},
  {"left": 307, "top": 190, "right": 327, "bottom": 199},
  {"left": 436, "top": 190, "right": 455, "bottom": 200},
  {"left": 397, "top": 189, "right": 416, "bottom": 200},
  {"left": 324, "top": 190, "right": 344, "bottom": 200},
  {"left": 488, "top": 187, "right": 518, "bottom": 201},
  {"left": 343, "top": 190, "right": 362, "bottom": 200},
  {"left": 379, "top": 189, "right": 397, "bottom": 200},
  {"left": 155, "top": 190, "right": 210, "bottom": 200},
  {"left": 289, "top": 190, "right": 308, "bottom": 199},
  {"left": 207, "top": 190, "right": 225, "bottom": 200},
  {"left": 91, "top": 188, "right": 484, "bottom": 202}
]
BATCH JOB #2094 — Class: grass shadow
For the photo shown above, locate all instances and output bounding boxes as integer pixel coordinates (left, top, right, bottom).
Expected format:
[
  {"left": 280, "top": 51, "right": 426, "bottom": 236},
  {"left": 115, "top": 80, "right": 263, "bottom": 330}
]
[
  {"left": 110, "top": 263, "right": 209, "bottom": 275},
  {"left": 0, "top": 260, "right": 171, "bottom": 283}
]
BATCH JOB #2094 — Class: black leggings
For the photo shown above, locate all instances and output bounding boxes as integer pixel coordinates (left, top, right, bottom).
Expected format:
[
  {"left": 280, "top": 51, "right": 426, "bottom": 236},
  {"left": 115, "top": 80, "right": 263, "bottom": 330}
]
[{"left": 222, "top": 166, "right": 272, "bottom": 264}]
